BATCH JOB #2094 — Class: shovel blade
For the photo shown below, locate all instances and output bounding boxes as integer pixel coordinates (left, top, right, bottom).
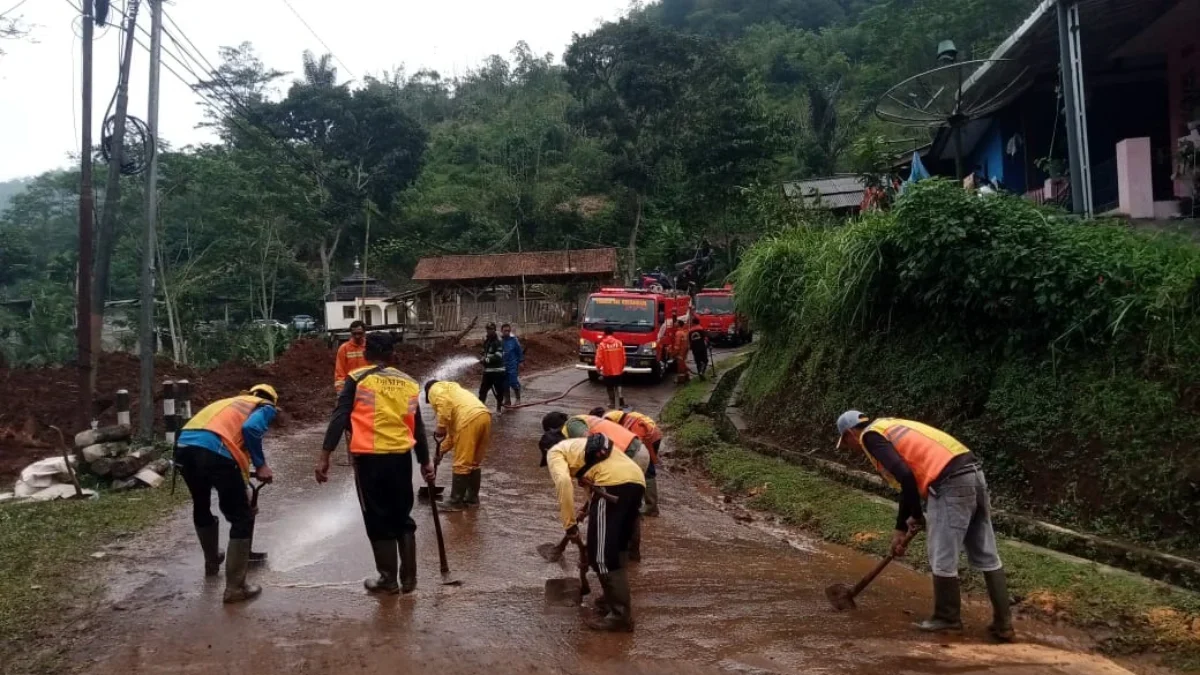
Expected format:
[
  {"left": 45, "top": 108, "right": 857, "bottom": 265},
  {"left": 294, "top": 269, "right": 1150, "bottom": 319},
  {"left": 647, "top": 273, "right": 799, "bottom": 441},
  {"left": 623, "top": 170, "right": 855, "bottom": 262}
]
[
  {"left": 537, "top": 542, "right": 565, "bottom": 563},
  {"left": 544, "top": 577, "right": 582, "bottom": 606},
  {"left": 825, "top": 582, "right": 858, "bottom": 611},
  {"left": 441, "top": 573, "right": 463, "bottom": 587}
]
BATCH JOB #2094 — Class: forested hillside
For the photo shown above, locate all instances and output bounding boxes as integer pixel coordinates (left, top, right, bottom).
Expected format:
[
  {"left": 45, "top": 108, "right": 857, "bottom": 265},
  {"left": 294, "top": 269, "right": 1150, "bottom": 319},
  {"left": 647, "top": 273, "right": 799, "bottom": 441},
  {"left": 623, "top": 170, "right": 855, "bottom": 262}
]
[{"left": 0, "top": 0, "right": 1040, "bottom": 365}]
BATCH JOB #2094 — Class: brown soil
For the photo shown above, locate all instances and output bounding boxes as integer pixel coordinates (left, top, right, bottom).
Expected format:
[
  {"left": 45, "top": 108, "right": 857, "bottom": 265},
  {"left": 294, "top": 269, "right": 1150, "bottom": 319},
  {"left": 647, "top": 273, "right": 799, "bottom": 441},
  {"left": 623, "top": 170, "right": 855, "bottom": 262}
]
[{"left": 0, "top": 329, "right": 579, "bottom": 483}]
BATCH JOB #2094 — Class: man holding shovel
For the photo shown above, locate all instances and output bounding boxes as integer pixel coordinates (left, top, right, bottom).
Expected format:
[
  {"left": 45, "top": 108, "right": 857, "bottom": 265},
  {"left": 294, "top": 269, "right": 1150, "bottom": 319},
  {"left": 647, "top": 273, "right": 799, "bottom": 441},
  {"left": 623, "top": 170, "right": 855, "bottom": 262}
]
[
  {"left": 316, "top": 333, "right": 435, "bottom": 595},
  {"left": 836, "top": 410, "right": 1014, "bottom": 642},
  {"left": 424, "top": 379, "right": 492, "bottom": 511},
  {"left": 545, "top": 434, "right": 645, "bottom": 632},
  {"left": 176, "top": 383, "right": 278, "bottom": 603}
]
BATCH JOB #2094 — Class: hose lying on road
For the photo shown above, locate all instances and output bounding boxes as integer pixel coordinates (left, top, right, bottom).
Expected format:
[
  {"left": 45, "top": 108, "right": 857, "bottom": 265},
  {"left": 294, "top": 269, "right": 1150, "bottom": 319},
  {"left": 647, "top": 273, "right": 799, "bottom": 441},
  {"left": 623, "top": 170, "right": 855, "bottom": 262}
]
[{"left": 503, "top": 377, "right": 592, "bottom": 410}]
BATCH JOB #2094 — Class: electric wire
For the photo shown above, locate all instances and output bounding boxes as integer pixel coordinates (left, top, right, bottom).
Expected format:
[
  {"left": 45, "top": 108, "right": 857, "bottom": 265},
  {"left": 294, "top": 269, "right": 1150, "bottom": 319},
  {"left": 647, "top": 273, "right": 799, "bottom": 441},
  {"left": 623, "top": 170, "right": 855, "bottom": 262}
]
[{"left": 277, "top": 0, "right": 356, "bottom": 79}]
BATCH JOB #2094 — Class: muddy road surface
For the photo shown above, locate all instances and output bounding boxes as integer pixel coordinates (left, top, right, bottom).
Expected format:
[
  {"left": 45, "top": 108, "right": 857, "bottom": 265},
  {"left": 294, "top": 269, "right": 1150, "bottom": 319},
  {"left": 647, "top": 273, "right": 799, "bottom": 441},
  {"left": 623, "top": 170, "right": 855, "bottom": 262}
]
[{"left": 73, "top": 355, "right": 1143, "bottom": 674}]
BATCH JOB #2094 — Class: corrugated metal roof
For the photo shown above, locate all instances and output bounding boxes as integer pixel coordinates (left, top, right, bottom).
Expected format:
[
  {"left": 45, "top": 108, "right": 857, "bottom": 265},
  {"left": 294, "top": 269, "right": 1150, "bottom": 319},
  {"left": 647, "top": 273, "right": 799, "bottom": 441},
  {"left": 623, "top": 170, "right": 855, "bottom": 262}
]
[
  {"left": 782, "top": 175, "right": 866, "bottom": 210},
  {"left": 964, "top": 0, "right": 1184, "bottom": 112},
  {"left": 325, "top": 271, "right": 393, "bottom": 302},
  {"left": 412, "top": 248, "right": 619, "bottom": 282}
]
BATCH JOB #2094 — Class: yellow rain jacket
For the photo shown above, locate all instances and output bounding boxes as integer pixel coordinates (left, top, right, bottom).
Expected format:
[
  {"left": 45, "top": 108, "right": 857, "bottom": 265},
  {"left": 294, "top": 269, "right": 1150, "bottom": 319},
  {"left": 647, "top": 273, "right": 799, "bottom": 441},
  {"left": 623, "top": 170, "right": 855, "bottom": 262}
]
[
  {"left": 428, "top": 381, "right": 492, "bottom": 475},
  {"left": 546, "top": 437, "right": 645, "bottom": 530}
]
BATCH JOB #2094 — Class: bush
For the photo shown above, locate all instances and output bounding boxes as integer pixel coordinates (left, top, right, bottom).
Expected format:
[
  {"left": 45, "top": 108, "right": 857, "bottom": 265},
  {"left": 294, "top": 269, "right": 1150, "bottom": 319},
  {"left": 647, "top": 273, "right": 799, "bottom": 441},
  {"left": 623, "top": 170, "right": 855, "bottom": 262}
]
[{"left": 734, "top": 180, "right": 1200, "bottom": 552}]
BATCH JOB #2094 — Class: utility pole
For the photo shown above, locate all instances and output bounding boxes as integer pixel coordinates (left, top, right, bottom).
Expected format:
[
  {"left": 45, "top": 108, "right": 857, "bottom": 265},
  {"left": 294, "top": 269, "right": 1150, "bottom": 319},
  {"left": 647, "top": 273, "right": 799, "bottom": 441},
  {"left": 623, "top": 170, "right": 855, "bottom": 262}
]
[
  {"left": 91, "top": 0, "right": 140, "bottom": 374},
  {"left": 138, "top": 0, "right": 162, "bottom": 437},
  {"left": 77, "top": 0, "right": 95, "bottom": 428}
]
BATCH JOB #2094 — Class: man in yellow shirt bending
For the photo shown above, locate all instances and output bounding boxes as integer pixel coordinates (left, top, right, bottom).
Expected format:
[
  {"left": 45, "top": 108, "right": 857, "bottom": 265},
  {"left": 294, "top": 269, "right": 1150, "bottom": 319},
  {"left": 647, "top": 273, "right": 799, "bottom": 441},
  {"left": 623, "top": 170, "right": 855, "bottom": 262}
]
[
  {"left": 545, "top": 434, "right": 645, "bottom": 632},
  {"left": 424, "top": 379, "right": 492, "bottom": 511}
]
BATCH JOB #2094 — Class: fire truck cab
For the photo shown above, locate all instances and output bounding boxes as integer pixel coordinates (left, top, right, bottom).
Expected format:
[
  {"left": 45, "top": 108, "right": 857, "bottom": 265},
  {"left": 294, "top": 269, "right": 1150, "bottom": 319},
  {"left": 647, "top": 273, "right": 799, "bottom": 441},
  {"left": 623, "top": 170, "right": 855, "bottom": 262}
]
[
  {"left": 577, "top": 288, "right": 692, "bottom": 380},
  {"left": 694, "top": 285, "right": 751, "bottom": 346}
]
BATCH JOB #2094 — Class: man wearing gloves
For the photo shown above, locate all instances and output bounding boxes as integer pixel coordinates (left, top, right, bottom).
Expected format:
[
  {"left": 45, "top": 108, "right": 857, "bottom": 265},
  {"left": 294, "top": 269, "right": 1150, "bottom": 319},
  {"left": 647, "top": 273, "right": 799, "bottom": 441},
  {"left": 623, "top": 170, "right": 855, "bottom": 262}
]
[{"left": 424, "top": 379, "right": 492, "bottom": 511}]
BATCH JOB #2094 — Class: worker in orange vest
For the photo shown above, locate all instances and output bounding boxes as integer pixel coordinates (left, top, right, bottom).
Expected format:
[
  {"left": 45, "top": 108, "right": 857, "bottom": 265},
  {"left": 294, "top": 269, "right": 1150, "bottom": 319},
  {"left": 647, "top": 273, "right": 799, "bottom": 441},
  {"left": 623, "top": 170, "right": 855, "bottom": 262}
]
[
  {"left": 316, "top": 333, "right": 435, "bottom": 595},
  {"left": 333, "top": 320, "right": 369, "bottom": 393},
  {"left": 594, "top": 326, "right": 627, "bottom": 409},
  {"left": 593, "top": 407, "right": 662, "bottom": 517},
  {"left": 176, "top": 383, "right": 279, "bottom": 603},
  {"left": 836, "top": 411, "right": 1013, "bottom": 642},
  {"left": 672, "top": 318, "right": 690, "bottom": 384}
]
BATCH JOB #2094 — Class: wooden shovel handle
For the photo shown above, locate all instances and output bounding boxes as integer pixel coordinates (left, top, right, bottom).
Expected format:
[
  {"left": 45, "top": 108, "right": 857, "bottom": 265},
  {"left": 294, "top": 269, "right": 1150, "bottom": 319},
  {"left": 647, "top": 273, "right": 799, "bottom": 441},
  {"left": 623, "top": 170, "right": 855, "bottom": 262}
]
[{"left": 851, "top": 528, "right": 920, "bottom": 597}]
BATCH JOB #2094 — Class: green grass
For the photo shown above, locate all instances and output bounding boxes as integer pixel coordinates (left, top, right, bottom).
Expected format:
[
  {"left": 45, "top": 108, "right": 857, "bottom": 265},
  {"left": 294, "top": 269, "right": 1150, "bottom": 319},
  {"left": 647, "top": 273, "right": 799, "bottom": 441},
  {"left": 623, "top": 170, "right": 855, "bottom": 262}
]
[
  {"left": 0, "top": 487, "right": 184, "bottom": 671},
  {"left": 672, "top": 412, "right": 1200, "bottom": 669},
  {"left": 660, "top": 377, "right": 712, "bottom": 425}
]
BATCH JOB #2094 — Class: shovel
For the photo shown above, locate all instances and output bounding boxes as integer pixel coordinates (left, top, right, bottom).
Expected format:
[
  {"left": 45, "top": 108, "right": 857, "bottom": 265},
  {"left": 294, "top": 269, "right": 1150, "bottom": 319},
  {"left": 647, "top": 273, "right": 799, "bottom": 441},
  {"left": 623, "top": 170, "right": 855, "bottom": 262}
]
[
  {"left": 426, "top": 470, "right": 463, "bottom": 586},
  {"left": 537, "top": 484, "right": 616, "bottom": 562},
  {"left": 825, "top": 528, "right": 919, "bottom": 611},
  {"left": 419, "top": 441, "right": 447, "bottom": 502},
  {"left": 544, "top": 538, "right": 591, "bottom": 605},
  {"left": 248, "top": 474, "right": 269, "bottom": 565}
]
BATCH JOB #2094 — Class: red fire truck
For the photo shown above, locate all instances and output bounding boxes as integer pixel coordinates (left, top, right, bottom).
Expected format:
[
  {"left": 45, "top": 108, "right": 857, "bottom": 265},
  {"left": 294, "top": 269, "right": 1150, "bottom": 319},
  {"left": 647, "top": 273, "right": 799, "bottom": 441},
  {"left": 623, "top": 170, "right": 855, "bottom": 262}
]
[
  {"left": 694, "top": 285, "right": 752, "bottom": 346},
  {"left": 577, "top": 288, "right": 692, "bottom": 380}
]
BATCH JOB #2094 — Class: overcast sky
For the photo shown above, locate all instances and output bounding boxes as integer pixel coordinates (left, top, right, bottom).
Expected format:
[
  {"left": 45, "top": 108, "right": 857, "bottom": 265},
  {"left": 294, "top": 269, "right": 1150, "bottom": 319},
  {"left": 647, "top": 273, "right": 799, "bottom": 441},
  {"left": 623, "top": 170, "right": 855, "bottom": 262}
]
[{"left": 0, "top": 0, "right": 633, "bottom": 181}]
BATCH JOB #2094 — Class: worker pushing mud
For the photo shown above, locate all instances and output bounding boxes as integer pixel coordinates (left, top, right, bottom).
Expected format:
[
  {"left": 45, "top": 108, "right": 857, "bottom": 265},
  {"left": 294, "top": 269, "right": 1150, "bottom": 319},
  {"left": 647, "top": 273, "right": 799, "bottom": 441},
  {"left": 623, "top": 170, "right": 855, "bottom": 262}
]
[
  {"left": 333, "top": 320, "right": 368, "bottom": 393},
  {"left": 836, "top": 410, "right": 1014, "bottom": 642},
  {"left": 545, "top": 434, "right": 645, "bottom": 631},
  {"left": 543, "top": 411, "right": 650, "bottom": 560},
  {"left": 176, "top": 383, "right": 279, "bottom": 603},
  {"left": 592, "top": 407, "right": 662, "bottom": 517},
  {"left": 315, "top": 333, "right": 435, "bottom": 595},
  {"left": 424, "top": 379, "right": 492, "bottom": 511}
]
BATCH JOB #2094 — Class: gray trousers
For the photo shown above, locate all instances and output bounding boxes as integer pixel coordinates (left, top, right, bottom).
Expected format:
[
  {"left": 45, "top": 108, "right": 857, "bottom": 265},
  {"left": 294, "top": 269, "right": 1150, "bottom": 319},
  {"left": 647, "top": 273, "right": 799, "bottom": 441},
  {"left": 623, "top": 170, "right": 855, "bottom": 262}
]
[{"left": 926, "top": 466, "right": 1003, "bottom": 578}]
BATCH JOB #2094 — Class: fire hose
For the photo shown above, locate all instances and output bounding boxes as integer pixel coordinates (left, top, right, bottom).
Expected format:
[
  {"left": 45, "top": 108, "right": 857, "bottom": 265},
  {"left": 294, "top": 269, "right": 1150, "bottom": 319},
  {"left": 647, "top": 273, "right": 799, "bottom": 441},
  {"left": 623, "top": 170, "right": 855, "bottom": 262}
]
[{"left": 501, "top": 377, "right": 593, "bottom": 410}]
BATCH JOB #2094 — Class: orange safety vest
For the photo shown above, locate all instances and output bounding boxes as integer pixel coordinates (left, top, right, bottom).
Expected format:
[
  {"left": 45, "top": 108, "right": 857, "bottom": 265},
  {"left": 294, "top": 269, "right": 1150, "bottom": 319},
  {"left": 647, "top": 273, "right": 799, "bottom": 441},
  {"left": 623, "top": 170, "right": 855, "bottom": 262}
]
[
  {"left": 594, "top": 336, "right": 626, "bottom": 377},
  {"left": 347, "top": 365, "right": 421, "bottom": 455},
  {"left": 565, "top": 415, "right": 639, "bottom": 455},
  {"left": 861, "top": 418, "right": 970, "bottom": 498},
  {"left": 334, "top": 340, "right": 369, "bottom": 392},
  {"left": 182, "top": 395, "right": 268, "bottom": 479},
  {"left": 606, "top": 410, "right": 661, "bottom": 463}
]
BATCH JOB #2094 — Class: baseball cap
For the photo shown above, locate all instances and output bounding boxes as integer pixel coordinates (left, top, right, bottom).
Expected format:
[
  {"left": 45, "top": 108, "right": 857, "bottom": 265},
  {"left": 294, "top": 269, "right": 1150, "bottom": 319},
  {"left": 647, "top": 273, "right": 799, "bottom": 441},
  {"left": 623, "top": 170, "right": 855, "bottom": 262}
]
[{"left": 835, "top": 410, "right": 869, "bottom": 448}]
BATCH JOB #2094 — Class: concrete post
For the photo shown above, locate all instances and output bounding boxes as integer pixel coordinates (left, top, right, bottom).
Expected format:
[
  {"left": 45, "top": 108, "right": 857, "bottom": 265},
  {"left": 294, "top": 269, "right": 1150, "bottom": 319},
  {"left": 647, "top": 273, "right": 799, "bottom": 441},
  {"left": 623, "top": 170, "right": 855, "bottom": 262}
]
[
  {"left": 116, "top": 389, "right": 131, "bottom": 427},
  {"left": 163, "top": 380, "right": 176, "bottom": 444}
]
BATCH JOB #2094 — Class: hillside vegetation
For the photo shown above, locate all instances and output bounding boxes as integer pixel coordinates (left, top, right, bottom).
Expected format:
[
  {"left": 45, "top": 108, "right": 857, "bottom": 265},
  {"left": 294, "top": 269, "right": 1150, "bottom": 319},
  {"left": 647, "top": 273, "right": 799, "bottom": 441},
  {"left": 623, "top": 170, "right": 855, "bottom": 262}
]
[{"left": 734, "top": 180, "right": 1200, "bottom": 553}]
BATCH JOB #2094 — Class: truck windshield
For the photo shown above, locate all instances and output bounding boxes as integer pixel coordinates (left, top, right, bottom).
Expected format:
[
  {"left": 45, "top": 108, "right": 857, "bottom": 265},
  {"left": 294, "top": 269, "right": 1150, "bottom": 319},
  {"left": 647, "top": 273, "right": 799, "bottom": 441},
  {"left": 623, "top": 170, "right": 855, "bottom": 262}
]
[
  {"left": 695, "top": 295, "right": 734, "bottom": 315},
  {"left": 582, "top": 297, "right": 656, "bottom": 333}
]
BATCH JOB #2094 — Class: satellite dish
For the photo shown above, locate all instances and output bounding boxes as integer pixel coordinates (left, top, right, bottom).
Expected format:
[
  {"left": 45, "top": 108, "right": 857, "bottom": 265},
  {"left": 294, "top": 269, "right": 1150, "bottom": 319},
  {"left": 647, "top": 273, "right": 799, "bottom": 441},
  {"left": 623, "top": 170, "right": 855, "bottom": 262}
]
[{"left": 876, "top": 59, "right": 1026, "bottom": 178}]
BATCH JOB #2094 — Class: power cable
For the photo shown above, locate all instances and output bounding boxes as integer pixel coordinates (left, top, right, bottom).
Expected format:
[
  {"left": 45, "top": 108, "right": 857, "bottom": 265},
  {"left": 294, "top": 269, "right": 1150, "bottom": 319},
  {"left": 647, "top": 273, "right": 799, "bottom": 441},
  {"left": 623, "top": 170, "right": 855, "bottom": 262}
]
[{"left": 277, "top": 0, "right": 356, "bottom": 79}]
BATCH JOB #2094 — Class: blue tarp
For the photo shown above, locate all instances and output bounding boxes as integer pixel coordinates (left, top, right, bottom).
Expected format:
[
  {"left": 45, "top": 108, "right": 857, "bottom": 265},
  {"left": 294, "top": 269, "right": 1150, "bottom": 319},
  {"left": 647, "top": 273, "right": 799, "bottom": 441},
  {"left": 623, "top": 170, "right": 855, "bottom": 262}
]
[{"left": 906, "top": 152, "right": 930, "bottom": 188}]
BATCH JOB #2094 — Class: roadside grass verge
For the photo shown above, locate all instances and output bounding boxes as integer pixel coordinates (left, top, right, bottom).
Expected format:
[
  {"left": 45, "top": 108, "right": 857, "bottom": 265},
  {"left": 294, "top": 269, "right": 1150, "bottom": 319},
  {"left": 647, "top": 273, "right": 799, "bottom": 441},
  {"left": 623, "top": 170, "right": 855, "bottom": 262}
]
[
  {"left": 0, "top": 487, "right": 183, "bottom": 671},
  {"left": 669, "top": 412, "right": 1200, "bottom": 670}
]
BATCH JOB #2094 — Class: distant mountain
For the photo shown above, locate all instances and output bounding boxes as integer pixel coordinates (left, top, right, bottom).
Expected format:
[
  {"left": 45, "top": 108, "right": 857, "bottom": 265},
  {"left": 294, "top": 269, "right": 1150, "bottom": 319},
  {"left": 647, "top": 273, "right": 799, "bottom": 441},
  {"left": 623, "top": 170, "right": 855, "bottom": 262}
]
[{"left": 0, "top": 177, "right": 33, "bottom": 215}]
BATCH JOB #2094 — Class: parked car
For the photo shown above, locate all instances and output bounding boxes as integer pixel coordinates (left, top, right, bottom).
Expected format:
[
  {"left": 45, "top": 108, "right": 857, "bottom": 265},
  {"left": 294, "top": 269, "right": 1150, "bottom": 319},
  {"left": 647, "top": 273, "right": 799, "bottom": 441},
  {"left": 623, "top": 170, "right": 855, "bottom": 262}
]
[
  {"left": 291, "top": 314, "right": 317, "bottom": 333},
  {"left": 252, "top": 319, "right": 290, "bottom": 331}
]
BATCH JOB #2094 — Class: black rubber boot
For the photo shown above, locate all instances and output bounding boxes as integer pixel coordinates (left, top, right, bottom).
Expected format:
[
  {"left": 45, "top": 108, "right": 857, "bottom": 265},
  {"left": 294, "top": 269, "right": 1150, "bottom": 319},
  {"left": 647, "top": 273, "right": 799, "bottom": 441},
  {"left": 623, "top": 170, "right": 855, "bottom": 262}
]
[
  {"left": 915, "top": 576, "right": 963, "bottom": 632},
  {"left": 364, "top": 539, "right": 400, "bottom": 594},
  {"left": 985, "top": 569, "right": 1016, "bottom": 642},
  {"left": 222, "top": 539, "right": 262, "bottom": 603},
  {"left": 196, "top": 524, "right": 224, "bottom": 577},
  {"left": 465, "top": 469, "right": 482, "bottom": 505},
  {"left": 586, "top": 569, "right": 634, "bottom": 632},
  {"left": 641, "top": 478, "right": 660, "bottom": 517},
  {"left": 441, "top": 474, "right": 469, "bottom": 512},
  {"left": 514, "top": 388, "right": 521, "bottom": 404},
  {"left": 399, "top": 533, "right": 417, "bottom": 594}
]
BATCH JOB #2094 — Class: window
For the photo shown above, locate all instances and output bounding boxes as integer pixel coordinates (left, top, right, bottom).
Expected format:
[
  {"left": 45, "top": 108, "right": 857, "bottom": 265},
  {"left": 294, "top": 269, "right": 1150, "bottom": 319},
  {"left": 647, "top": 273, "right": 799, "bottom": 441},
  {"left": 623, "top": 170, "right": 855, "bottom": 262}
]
[{"left": 342, "top": 305, "right": 355, "bottom": 319}]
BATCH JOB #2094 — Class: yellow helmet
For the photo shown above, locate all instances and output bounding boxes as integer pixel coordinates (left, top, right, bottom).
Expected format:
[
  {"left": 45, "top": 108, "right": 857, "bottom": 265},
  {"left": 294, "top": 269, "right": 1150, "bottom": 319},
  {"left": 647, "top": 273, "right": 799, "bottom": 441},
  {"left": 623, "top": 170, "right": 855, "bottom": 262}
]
[
  {"left": 248, "top": 383, "right": 278, "bottom": 404},
  {"left": 602, "top": 410, "right": 623, "bottom": 423}
]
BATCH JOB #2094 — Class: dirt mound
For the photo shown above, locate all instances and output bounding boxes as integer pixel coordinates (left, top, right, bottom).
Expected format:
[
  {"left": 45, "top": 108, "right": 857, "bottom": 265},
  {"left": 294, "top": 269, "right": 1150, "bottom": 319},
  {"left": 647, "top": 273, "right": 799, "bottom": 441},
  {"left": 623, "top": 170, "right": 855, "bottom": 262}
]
[{"left": 0, "top": 329, "right": 581, "bottom": 482}]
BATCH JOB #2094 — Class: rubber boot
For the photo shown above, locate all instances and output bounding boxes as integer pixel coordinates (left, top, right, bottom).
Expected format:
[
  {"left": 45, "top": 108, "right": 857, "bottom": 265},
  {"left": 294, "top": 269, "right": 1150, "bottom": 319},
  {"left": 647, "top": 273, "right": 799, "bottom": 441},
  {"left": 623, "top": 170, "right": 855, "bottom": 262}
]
[
  {"left": 915, "top": 576, "right": 963, "bottom": 632},
  {"left": 617, "top": 388, "right": 626, "bottom": 408},
  {"left": 364, "top": 539, "right": 400, "bottom": 594},
  {"left": 222, "top": 539, "right": 262, "bottom": 604},
  {"left": 196, "top": 524, "right": 225, "bottom": 577},
  {"left": 985, "top": 569, "right": 1016, "bottom": 642},
  {"left": 641, "top": 477, "right": 660, "bottom": 517},
  {"left": 586, "top": 569, "right": 634, "bottom": 632},
  {"left": 515, "top": 388, "right": 521, "bottom": 405},
  {"left": 399, "top": 533, "right": 417, "bottom": 594},
  {"left": 465, "top": 468, "right": 482, "bottom": 505},
  {"left": 441, "top": 474, "right": 469, "bottom": 512}
]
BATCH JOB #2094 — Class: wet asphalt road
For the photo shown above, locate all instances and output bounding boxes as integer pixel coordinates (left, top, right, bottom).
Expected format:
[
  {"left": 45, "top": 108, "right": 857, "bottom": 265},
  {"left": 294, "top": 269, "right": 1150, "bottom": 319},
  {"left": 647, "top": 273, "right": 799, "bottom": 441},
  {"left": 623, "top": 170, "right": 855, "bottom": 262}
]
[{"left": 71, "top": 355, "right": 1145, "bottom": 674}]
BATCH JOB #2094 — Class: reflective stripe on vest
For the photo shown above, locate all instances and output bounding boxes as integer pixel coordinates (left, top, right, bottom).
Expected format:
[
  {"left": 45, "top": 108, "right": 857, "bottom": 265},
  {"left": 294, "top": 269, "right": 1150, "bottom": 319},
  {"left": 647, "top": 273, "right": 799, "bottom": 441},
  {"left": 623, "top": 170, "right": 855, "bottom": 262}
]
[
  {"left": 348, "top": 365, "right": 420, "bottom": 455},
  {"left": 861, "top": 418, "right": 970, "bottom": 497},
  {"left": 182, "top": 395, "right": 264, "bottom": 478}
]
